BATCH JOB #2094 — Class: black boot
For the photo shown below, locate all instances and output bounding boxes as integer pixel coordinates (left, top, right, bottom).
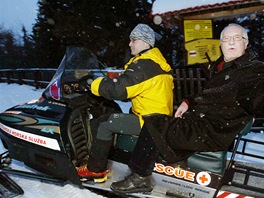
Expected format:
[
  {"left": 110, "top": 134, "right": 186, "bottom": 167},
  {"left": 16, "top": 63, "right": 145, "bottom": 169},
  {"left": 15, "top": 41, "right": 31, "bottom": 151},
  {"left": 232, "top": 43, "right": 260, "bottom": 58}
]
[
  {"left": 87, "top": 139, "right": 112, "bottom": 173},
  {"left": 110, "top": 172, "right": 153, "bottom": 194}
]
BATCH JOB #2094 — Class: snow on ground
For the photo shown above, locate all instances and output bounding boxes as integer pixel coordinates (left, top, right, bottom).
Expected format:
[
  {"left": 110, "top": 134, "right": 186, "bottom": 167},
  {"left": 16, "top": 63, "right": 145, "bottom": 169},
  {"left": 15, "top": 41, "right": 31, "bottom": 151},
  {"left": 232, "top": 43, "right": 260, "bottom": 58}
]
[{"left": 0, "top": 83, "right": 263, "bottom": 198}]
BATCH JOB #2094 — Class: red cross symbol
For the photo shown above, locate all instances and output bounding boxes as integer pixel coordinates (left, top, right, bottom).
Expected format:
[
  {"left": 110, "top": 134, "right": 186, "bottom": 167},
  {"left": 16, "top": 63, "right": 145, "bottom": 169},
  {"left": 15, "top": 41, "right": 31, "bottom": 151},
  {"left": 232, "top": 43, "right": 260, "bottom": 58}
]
[{"left": 199, "top": 174, "right": 209, "bottom": 184}]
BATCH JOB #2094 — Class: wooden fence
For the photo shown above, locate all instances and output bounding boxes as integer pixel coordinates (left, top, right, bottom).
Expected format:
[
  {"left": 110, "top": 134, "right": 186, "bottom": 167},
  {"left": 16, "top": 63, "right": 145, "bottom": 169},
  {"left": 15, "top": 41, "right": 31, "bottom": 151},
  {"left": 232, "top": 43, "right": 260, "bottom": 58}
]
[
  {"left": 0, "top": 67, "right": 207, "bottom": 104},
  {"left": 0, "top": 68, "right": 57, "bottom": 89},
  {"left": 174, "top": 67, "right": 206, "bottom": 104}
]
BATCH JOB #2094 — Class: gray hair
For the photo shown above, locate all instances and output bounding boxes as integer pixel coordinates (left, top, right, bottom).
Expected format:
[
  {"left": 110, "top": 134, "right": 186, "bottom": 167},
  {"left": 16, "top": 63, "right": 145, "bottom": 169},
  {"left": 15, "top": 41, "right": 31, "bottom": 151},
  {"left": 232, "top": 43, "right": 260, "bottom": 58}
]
[{"left": 220, "top": 23, "right": 248, "bottom": 41}]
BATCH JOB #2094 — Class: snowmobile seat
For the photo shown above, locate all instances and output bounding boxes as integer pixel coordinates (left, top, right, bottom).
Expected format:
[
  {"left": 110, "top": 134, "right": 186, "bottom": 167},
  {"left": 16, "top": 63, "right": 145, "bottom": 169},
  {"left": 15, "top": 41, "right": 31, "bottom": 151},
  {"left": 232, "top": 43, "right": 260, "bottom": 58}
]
[
  {"left": 187, "top": 117, "right": 254, "bottom": 175},
  {"left": 187, "top": 151, "right": 227, "bottom": 174},
  {"left": 115, "top": 134, "right": 138, "bottom": 153}
]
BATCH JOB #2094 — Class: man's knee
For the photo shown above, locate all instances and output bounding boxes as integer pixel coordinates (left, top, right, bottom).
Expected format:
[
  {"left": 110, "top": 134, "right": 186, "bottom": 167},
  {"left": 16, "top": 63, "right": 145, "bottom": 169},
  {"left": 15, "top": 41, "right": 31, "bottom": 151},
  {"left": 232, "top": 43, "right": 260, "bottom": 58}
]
[{"left": 97, "top": 121, "right": 114, "bottom": 140}]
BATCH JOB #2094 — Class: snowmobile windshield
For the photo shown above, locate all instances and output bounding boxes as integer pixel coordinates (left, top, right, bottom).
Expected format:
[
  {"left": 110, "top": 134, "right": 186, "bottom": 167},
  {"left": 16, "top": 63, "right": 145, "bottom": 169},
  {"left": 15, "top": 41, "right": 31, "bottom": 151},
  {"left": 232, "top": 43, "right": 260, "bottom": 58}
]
[{"left": 42, "top": 46, "right": 100, "bottom": 101}]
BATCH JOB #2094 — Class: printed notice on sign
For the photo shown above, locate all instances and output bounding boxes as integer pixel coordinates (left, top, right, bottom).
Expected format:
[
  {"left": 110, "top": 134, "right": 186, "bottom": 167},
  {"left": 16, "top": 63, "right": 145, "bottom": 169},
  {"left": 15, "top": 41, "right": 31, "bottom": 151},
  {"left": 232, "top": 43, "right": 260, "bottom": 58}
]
[{"left": 184, "top": 20, "right": 212, "bottom": 42}]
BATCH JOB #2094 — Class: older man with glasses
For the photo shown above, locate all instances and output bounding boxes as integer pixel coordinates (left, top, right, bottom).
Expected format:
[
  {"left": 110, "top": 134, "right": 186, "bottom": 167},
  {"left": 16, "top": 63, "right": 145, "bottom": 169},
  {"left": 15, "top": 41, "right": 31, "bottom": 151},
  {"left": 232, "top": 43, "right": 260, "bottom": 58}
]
[{"left": 220, "top": 23, "right": 249, "bottom": 63}]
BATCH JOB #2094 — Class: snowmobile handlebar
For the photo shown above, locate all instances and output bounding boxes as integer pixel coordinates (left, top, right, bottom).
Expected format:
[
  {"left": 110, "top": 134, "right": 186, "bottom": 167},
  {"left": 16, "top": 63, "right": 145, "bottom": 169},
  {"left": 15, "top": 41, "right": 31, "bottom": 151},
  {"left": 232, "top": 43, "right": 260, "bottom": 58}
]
[{"left": 62, "top": 75, "right": 94, "bottom": 94}]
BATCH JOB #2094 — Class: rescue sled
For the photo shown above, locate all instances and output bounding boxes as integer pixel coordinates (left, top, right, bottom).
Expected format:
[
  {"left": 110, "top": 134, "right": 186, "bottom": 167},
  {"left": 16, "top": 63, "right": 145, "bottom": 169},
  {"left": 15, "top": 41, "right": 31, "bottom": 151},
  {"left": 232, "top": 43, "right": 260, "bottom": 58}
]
[{"left": 0, "top": 47, "right": 263, "bottom": 198}]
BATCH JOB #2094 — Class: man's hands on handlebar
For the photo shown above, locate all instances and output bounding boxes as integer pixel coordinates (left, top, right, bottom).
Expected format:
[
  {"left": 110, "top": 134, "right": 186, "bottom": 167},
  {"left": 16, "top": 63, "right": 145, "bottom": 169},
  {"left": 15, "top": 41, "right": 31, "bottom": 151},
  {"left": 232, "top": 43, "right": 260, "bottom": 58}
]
[{"left": 63, "top": 75, "right": 93, "bottom": 94}]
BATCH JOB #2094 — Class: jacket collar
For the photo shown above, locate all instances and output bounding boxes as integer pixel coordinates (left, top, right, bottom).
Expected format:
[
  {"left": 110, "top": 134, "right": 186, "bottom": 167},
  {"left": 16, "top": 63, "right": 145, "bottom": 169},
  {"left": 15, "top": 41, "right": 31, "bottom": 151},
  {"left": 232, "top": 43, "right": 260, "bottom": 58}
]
[
  {"left": 138, "top": 48, "right": 152, "bottom": 56},
  {"left": 231, "top": 49, "right": 256, "bottom": 69},
  {"left": 221, "top": 49, "right": 256, "bottom": 70}
]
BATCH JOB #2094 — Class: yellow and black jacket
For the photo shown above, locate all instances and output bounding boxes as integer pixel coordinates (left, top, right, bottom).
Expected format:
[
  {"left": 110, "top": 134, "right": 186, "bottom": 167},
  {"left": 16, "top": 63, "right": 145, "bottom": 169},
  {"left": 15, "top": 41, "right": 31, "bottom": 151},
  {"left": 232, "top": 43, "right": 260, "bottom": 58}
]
[{"left": 91, "top": 47, "right": 174, "bottom": 126}]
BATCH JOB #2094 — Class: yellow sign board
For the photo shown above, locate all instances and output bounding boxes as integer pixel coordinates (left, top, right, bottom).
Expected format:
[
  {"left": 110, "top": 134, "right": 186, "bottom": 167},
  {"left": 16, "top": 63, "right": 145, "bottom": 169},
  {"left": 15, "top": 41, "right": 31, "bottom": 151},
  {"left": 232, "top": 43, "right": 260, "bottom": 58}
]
[
  {"left": 185, "top": 39, "right": 221, "bottom": 65},
  {"left": 184, "top": 20, "right": 212, "bottom": 42}
]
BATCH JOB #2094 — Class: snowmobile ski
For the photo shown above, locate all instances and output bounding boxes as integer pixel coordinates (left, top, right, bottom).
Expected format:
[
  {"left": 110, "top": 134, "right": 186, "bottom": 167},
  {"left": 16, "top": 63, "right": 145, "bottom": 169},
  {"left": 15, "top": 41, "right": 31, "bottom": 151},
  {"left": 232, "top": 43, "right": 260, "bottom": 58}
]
[
  {"left": 0, "top": 172, "right": 24, "bottom": 198},
  {"left": 0, "top": 167, "right": 66, "bottom": 184}
]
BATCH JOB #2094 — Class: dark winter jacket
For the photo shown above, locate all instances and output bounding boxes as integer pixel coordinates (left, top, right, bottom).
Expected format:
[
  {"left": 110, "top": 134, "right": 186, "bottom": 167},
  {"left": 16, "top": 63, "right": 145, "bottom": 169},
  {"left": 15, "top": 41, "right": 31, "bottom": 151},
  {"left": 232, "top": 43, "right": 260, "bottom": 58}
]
[{"left": 144, "top": 49, "right": 264, "bottom": 162}]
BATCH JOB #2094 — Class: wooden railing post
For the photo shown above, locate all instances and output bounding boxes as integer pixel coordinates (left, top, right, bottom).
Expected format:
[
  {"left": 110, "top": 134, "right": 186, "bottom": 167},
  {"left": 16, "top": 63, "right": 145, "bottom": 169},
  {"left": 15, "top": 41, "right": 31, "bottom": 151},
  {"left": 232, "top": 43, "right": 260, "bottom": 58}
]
[
  {"left": 188, "top": 68, "right": 194, "bottom": 96},
  {"left": 196, "top": 68, "right": 202, "bottom": 95},
  {"left": 18, "top": 70, "right": 25, "bottom": 85},
  {"left": 7, "top": 70, "right": 12, "bottom": 84},
  {"left": 34, "top": 70, "right": 41, "bottom": 89}
]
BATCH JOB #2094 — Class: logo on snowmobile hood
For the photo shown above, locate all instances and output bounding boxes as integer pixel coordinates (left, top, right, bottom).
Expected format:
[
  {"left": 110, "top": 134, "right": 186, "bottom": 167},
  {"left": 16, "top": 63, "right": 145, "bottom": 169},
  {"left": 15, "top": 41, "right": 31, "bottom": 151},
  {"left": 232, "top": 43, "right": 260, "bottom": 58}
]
[
  {"left": 49, "top": 80, "right": 60, "bottom": 100},
  {"left": 14, "top": 104, "right": 51, "bottom": 111}
]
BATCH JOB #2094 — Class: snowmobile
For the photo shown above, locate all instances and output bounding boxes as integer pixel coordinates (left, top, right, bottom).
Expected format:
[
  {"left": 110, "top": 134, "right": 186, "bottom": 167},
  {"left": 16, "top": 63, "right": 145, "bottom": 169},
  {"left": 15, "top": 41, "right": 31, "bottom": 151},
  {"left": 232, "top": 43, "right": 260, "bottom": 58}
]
[{"left": 0, "top": 47, "right": 263, "bottom": 198}]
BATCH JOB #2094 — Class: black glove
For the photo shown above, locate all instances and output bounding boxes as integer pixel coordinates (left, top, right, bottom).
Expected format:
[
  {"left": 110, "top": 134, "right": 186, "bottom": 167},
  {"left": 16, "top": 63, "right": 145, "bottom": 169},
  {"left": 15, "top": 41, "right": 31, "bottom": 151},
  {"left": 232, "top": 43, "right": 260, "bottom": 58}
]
[{"left": 77, "top": 76, "right": 93, "bottom": 92}]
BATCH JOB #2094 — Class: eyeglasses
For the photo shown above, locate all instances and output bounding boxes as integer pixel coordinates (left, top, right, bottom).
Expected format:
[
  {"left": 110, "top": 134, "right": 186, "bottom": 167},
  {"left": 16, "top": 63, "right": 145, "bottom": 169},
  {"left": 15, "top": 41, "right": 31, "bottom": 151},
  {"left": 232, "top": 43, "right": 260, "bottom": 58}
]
[{"left": 221, "top": 35, "right": 247, "bottom": 42}]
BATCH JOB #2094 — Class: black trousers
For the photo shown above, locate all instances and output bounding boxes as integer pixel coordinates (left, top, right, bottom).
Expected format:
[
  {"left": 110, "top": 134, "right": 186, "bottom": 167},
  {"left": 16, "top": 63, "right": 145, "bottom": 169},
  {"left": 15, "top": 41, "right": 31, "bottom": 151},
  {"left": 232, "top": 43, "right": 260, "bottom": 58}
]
[
  {"left": 95, "top": 113, "right": 141, "bottom": 140},
  {"left": 128, "top": 124, "right": 159, "bottom": 176},
  {"left": 88, "top": 113, "right": 141, "bottom": 172}
]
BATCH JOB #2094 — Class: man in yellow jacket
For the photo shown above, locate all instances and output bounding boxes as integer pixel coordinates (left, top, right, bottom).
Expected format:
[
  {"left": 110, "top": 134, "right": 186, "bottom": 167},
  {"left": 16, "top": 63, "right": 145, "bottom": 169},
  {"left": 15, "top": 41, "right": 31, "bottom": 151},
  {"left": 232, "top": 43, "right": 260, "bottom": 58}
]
[{"left": 76, "top": 23, "right": 174, "bottom": 182}]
